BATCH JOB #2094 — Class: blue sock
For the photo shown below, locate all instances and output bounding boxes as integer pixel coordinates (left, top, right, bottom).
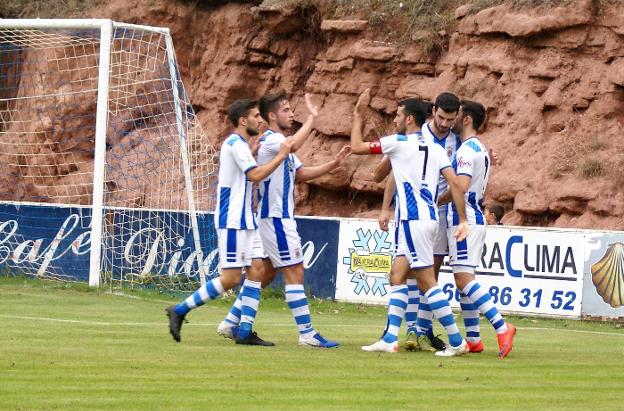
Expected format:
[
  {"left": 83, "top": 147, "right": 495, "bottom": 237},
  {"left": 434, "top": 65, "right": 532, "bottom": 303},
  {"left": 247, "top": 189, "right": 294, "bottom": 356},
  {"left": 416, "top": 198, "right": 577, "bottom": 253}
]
[
  {"left": 175, "top": 277, "right": 224, "bottom": 315},
  {"left": 238, "top": 280, "right": 261, "bottom": 339},
  {"left": 285, "top": 284, "right": 315, "bottom": 337},
  {"left": 405, "top": 279, "right": 419, "bottom": 332},
  {"left": 460, "top": 292, "right": 480, "bottom": 343},
  {"left": 224, "top": 290, "right": 243, "bottom": 326},
  {"left": 381, "top": 285, "right": 408, "bottom": 344},
  {"left": 426, "top": 286, "right": 463, "bottom": 348},
  {"left": 416, "top": 290, "right": 433, "bottom": 337},
  {"left": 463, "top": 280, "right": 508, "bottom": 334}
]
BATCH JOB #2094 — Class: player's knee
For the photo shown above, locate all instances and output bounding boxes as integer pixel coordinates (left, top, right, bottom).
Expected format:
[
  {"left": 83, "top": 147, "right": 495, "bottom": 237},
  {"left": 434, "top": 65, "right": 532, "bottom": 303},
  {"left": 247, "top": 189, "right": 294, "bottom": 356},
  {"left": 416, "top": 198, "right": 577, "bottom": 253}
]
[
  {"left": 283, "top": 264, "right": 304, "bottom": 284},
  {"left": 453, "top": 270, "right": 475, "bottom": 290},
  {"left": 220, "top": 269, "right": 244, "bottom": 290}
]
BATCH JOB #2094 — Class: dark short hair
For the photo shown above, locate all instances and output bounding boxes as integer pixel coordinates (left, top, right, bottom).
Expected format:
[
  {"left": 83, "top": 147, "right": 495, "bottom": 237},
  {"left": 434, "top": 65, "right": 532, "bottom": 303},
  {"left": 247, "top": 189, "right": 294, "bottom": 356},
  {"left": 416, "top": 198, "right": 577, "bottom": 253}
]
[
  {"left": 461, "top": 100, "right": 486, "bottom": 131},
  {"left": 228, "top": 99, "right": 258, "bottom": 127},
  {"left": 398, "top": 98, "right": 428, "bottom": 127},
  {"left": 258, "top": 90, "right": 288, "bottom": 123},
  {"left": 424, "top": 101, "right": 434, "bottom": 117},
  {"left": 434, "top": 92, "right": 461, "bottom": 113},
  {"left": 488, "top": 204, "right": 505, "bottom": 223}
]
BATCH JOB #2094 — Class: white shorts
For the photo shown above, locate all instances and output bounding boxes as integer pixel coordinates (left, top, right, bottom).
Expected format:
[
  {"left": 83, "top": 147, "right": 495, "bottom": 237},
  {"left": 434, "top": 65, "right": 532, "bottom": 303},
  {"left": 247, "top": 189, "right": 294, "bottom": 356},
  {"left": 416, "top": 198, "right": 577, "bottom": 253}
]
[
  {"left": 258, "top": 218, "right": 303, "bottom": 268},
  {"left": 447, "top": 224, "right": 486, "bottom": 274},
  {"left": 252, "top": 229, "right": 268, "bottom": 260},
  {"left": 433, "top": 208, "right": 449, "bottom": 256},
  {"left": 217, "top": 228, "right": 256, "bottom": 269},
  {"left": 395, "top": 219, "right": 438, "bottom": 269}
]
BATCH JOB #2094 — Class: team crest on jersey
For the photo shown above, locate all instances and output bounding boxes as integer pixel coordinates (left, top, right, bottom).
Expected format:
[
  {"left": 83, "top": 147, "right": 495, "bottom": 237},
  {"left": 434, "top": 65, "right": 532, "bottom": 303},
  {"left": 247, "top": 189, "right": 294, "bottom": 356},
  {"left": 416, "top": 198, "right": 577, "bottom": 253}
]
[{"left": 447, "top": 148, "right": 454, "bottom": 158}]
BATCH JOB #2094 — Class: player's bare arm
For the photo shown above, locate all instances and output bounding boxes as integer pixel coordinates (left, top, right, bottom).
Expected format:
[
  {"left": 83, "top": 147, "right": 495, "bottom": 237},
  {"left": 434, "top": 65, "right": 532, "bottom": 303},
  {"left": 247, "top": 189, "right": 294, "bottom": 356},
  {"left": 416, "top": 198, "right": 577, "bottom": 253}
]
[
  {"left": 441, "top": 167, "right": 470, "bottom": 241},
  {"left": 373, "top": 156, "right": 391, "bottom": 182},
  {"left": 289, "top": 94, "right": 319, "bottom": 152},
  {"left": 295, "top": 146, "right": 351, "bottom": 182},
  {"left": 378, "top": 171, "right": 395, "bottom": 232},
  {"left": 350, "top": 88, "right": 372, "bottom": 154}
]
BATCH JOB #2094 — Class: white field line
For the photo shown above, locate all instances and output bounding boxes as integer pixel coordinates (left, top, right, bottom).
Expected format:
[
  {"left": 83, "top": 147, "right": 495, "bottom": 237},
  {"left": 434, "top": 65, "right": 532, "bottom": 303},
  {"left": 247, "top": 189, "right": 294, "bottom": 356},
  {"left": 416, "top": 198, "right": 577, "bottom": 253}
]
[{"left": 0, "top": 314, "right": 623, "bottom": 337}]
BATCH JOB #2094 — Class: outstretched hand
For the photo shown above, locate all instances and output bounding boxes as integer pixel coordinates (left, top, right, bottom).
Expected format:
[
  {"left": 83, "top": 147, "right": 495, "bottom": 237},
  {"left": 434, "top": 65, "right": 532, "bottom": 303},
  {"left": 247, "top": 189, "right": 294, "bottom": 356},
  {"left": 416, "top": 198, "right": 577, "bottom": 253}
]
[
  {"left": 336, "top": 146, "right": 352, "bottom": 163},
  {"left": 354, "top": 88, "right": 371, "bottom": 116},
  {"left": 305, "top": 93, "right": 319, "bottom": 117}
]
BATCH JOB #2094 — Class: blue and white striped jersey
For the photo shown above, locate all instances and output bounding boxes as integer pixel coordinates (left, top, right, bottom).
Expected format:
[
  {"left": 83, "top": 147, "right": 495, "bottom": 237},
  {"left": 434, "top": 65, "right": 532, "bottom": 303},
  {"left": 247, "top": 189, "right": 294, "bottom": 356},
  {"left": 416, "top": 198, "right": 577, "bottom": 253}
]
[
  {"left": 447, "top": 137, "right": 490, "bottom": 226},
  {"left": 421, "top": 121, "right": 462, "bottom": 200},
  {"left": 215, "top": 133, "right": 258, "bottom": 230},
  {"left": 256, "top": 130, "right": 303, "bottom": 219},
  {"left": 378, "top": 132, "right": 451, "bottom": 222}
]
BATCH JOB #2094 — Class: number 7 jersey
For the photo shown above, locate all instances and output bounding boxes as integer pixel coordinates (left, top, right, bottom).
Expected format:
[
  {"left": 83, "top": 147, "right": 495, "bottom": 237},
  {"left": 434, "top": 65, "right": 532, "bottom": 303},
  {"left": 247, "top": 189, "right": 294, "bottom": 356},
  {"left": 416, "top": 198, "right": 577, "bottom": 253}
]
[{"left": 377, "top": 132, "right": 451, "bottom": 222}]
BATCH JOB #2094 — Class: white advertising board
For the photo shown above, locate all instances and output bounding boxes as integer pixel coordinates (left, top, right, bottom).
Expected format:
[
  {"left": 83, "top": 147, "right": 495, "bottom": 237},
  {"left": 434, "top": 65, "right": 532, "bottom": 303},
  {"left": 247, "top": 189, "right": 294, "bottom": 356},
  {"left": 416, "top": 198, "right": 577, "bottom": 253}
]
[{"left": 335, "top": 221, "right": 584, "bottom": 319}]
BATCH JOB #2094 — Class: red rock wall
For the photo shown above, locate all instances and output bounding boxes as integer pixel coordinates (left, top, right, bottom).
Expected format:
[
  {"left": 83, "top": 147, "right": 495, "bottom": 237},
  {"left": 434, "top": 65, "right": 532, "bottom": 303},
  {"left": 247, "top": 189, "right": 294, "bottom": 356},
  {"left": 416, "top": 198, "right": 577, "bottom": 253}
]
[{"left": 12, "top": 0, "right": 624, "bottom": 229}]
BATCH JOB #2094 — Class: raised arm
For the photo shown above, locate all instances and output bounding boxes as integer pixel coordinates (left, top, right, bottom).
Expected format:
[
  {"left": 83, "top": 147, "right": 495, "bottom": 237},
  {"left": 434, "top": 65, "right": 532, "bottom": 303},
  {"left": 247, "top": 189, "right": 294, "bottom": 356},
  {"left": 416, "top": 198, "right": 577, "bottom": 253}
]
[
  {"left": 350, "top": 89, "right": 372, "bottom": 154},
  {"left": 289, "top": 94, "right": 319, "bottom": 152}
]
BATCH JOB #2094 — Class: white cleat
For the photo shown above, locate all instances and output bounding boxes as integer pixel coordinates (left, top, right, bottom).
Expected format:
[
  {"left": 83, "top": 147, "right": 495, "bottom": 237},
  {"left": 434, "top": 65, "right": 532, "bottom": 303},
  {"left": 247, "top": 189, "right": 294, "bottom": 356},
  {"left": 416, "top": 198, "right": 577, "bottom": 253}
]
[
  {"left": 217, "top": 321, "right": 237, "bottom": 340},
  {"left": 361, "top": 339, "right": 399, "bottom": 353},
  {"left": 298, "top": 333, "right": 339, "bottom": 348},
  {"left": 434, "top": 339, "right": 469, "bottom": 357}
]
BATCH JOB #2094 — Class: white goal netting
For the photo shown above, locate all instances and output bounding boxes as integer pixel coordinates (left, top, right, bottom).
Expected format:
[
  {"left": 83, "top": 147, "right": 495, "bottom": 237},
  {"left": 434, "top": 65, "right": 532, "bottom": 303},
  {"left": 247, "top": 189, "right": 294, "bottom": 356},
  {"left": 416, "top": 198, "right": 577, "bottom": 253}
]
[{"left": 0, "top": 21, "right": 218, "bottom": 291}]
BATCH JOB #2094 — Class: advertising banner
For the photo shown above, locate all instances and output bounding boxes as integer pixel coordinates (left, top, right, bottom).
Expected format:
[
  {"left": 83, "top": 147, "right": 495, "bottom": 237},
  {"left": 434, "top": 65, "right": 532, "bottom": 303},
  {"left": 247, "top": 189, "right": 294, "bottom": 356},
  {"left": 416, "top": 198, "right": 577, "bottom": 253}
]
[
  {"left": 336, "top": 221, "right": 585, "bottom": 319},
  {"left": 0, "top": 203, "right": 340, "bottom": 298},
  {"left": 438, "top": 227, "right": 584, "bottom": 318},
  {"left": 582, "top": 232, "right": 624, "bottom": 319},
  {"left": 335, "top": 219, "right": 394, "bottom": 305}
]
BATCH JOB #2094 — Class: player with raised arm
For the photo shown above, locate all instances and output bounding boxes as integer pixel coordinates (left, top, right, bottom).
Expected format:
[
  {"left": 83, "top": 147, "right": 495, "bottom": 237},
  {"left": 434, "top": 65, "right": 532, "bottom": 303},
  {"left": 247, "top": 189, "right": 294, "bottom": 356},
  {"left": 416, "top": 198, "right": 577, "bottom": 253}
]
[
  {"left": 219, "top": 90, "right": 349, "bottom": 348},
  {"left": 353, "top": 89, "right": 471, "bottom": 357},
  {"left": 165, "top": 99, "right": 292, "bottom": 346},
  {"left": 440, "top": 100, "right": 516, "bottom": 358},
  {"left": 373, "top": 92, "right": 464, "bottom": 352}
]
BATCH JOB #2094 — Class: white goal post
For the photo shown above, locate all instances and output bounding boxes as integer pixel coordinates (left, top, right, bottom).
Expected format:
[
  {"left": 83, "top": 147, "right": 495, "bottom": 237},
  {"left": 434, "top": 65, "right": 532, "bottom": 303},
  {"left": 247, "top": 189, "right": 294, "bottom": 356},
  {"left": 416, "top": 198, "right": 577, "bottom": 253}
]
[{"left": 0, "top": 19, "right": 218, "bottom": 290}]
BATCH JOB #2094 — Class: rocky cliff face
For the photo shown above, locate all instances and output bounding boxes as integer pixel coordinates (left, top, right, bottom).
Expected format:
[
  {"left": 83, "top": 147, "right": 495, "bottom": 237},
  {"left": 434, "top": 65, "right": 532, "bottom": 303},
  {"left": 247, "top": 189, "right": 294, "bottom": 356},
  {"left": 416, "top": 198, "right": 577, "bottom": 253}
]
[{"left": 7, "top": 0, "right": 624, "bottom": 229}]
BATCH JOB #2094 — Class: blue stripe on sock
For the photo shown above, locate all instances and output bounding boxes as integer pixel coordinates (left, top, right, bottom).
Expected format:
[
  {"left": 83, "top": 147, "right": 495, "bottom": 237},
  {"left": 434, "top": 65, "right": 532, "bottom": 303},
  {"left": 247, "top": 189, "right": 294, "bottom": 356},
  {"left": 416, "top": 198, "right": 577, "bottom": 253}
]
[
  {"left": 294, "top": 314, "right": 311, "bottom": 325},
  {"left": 288, "top": 298, "right": 308, "bottom": 309},
  {"left": 448, "top": 332, "right": 463, "bottom": 348}
]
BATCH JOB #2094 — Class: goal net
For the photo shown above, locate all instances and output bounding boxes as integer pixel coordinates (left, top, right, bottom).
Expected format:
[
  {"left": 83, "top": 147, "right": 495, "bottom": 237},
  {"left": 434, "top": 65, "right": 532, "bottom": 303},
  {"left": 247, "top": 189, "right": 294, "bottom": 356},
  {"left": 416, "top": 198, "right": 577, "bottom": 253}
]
[{"left": 0, "top": 20, "right": 218, "bottom": 292}]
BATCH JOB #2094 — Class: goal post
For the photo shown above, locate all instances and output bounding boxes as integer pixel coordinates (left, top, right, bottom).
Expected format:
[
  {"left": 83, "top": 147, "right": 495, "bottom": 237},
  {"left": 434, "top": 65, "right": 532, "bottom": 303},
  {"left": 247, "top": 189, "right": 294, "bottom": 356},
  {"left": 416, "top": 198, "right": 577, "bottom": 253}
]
[{"left": 0, "top": 19, "right": 217, "bottom": 291}]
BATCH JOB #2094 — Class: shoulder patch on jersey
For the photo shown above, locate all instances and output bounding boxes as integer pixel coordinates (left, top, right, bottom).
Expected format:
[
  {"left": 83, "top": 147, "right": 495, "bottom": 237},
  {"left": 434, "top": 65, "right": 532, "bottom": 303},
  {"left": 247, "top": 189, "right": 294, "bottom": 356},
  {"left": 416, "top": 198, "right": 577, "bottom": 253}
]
[
  {"left": 225, "top": 134, "right": 243, "bottom": 146},
  {"left": 465, "top": 140, "right": 482, "bottom": 153}
]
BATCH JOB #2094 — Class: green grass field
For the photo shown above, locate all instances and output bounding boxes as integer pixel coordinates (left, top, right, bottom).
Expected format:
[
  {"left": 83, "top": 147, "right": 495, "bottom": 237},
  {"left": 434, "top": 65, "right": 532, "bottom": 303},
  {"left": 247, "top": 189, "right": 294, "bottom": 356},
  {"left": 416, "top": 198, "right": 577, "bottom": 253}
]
[{"left": 1, "top": 277, "right": 623, "bottom": 410}]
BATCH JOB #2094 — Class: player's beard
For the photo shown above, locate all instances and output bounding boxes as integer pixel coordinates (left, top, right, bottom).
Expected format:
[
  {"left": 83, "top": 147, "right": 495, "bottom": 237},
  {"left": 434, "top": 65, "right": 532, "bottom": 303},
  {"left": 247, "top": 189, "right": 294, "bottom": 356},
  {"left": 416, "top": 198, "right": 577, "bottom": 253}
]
[
  {"left": 277, "top": 118, "right": 292, "bottom": 131},
  {"left": 246, "top": 126, "right": 260, "bottom": 136},
  {"left": 396, "top": 121, "right": 407, "bottom": 135}
]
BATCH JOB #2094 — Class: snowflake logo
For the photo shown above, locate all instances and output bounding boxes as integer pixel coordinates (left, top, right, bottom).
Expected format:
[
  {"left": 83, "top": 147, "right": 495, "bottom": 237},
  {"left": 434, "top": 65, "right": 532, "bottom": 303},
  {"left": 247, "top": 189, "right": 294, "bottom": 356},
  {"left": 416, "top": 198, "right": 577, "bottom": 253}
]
[{"left": 342, "top": 228, "right": 392, "bottom": 297}]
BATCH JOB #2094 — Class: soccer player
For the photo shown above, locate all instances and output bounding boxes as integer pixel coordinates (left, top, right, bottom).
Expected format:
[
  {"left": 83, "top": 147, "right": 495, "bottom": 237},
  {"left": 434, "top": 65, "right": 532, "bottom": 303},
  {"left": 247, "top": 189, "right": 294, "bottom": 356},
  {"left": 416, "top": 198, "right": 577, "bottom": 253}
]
[
  {"left": 353, "top": 89, "right": 471, "bottom": 356},
  {"left": 220, "top": 90, "right": 348, "bottom": 348},
  {"left": 440, "top": 100, "right": 516, "bottom": 358},
  {"left": 165, "top": 99, "right": 293, "bottom": 345},
  {"left": 373, "top": 92, "right": 463, "bottom": 352}
]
